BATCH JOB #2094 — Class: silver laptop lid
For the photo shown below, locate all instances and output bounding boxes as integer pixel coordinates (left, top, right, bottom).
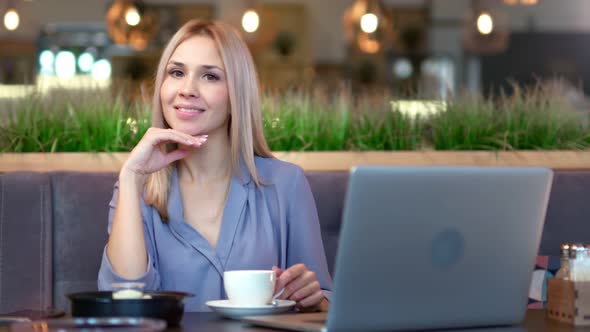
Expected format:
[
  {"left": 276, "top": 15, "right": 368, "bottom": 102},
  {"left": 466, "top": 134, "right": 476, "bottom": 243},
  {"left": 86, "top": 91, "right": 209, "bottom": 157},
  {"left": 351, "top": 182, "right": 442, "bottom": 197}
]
[{"left": 328, "top": 166, "right": 553, "bottom": 331}]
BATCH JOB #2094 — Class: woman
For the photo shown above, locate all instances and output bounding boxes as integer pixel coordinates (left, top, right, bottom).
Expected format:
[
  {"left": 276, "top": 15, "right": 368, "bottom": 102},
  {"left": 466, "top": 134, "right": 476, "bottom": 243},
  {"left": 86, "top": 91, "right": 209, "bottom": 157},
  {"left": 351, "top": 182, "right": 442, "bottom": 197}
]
[{"left": 97, "top": 19, "right": 332, "bottom": 312}]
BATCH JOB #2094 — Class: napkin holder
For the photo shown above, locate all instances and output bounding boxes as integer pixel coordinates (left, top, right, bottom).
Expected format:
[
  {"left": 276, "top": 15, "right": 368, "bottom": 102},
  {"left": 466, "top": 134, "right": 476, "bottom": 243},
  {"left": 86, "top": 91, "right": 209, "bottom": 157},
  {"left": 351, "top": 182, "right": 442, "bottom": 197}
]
[{"left": 547, "top": 278, "right": 590, "bottom": 325}]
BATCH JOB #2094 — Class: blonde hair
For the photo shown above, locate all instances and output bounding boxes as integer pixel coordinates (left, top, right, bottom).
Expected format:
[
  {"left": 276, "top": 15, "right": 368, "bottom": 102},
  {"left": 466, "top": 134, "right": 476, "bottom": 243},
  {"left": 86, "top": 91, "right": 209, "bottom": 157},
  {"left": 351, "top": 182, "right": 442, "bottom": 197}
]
[{"left": 145, "top": 20, "right": 273, "bottom": 220}]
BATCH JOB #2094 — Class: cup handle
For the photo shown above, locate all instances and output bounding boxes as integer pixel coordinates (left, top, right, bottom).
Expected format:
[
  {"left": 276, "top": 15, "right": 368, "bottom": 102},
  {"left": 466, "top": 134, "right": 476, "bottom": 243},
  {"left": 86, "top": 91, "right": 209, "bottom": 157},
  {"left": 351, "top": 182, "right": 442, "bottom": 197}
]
[{"left": 273, "top": 288, "right": 285, "bottom": 299}]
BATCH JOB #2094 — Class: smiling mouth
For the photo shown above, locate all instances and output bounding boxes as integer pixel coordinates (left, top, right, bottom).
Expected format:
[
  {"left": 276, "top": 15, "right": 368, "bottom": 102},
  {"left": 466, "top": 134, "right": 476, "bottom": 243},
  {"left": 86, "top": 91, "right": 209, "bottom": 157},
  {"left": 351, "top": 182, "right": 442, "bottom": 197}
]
[{"left": 175, "top": 106, "right": 205, "bottom": 113}]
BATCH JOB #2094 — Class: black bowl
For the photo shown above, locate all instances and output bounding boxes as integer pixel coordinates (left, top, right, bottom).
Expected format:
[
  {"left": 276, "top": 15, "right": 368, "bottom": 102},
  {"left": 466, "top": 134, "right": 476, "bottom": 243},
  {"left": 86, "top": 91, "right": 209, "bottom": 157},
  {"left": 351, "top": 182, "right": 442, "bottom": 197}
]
[{"left": 68, "top": 291, "right": 193, "bottom": 326}]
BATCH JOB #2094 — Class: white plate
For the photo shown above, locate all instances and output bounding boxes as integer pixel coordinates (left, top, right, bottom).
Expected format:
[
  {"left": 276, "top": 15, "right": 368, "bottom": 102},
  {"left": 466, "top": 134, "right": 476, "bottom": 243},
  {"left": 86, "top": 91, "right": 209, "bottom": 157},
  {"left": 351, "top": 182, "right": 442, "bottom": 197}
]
[{"left": 206, "top": 299, "right": 296, "bottom": 319}]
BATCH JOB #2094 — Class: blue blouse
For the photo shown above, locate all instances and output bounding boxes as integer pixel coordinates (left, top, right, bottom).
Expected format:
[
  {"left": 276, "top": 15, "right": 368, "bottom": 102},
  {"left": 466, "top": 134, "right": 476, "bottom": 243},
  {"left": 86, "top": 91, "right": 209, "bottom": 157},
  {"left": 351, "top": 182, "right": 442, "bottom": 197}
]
[{"left": 98, "top": 157, "right": 333, "bottom": 311}]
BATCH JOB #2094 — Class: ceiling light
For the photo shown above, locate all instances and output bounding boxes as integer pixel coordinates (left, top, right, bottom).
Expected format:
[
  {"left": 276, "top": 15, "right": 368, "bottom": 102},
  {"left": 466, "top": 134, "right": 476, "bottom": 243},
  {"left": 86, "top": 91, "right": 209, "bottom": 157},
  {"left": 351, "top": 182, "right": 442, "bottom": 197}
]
[
  {"left": 4, "top": 8, "right": 19, "bottom": 31},
  {"left": 242, "top": 9, "right": 259, "bottom": 33}
]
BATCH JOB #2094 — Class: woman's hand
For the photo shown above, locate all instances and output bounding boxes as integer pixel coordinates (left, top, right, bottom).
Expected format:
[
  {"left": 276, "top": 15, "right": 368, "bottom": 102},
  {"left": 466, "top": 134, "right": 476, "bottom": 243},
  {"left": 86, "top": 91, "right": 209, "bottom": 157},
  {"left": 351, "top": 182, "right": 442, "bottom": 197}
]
[
  {"left": 123, "top": 127, "right": 208, "bottom": 176},
  {"left": 272, "top": 264, "right": 326, "bottom": 311}
]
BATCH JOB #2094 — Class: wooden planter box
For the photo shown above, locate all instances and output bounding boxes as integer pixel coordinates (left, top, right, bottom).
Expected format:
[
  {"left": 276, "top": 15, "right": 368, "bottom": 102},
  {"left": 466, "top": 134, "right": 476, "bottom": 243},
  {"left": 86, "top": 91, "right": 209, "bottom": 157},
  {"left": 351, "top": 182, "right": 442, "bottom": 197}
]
[
  {"left": 547, "top": 278, "right": 590, "bottom": 326},
  {"left": 1, "top": 151, "right": 590, "bottom": 172}
]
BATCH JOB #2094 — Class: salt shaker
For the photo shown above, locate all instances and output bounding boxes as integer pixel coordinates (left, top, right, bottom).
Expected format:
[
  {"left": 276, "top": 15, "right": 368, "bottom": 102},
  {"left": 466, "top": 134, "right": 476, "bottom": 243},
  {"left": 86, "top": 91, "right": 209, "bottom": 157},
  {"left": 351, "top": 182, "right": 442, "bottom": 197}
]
[{"left": 569, "top": 244, "right": 588, "bottom": 281}]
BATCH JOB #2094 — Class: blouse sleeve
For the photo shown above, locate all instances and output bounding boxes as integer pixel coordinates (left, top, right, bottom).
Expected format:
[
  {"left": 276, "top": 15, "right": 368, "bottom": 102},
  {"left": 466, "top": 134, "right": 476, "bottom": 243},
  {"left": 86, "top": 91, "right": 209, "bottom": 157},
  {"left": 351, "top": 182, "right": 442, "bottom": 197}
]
[
  {"left": 97, "top": 182, "right": 161, "bottom": 290},
  {"left": 286, "top": 167, "right": 333, "bottom": 301}
]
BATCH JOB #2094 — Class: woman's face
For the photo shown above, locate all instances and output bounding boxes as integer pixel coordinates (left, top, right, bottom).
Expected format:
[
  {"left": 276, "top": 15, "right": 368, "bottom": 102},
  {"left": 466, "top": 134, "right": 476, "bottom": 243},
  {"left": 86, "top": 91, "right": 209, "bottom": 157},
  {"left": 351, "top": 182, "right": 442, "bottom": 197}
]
[{"left": 160, "top": 35, "right": 230, "bottom": 137}]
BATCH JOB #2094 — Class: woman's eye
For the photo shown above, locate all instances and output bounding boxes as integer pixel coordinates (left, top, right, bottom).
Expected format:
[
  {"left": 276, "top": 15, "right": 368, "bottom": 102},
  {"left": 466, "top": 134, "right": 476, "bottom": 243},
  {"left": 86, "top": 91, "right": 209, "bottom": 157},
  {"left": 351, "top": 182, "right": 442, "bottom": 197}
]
[
  {"left": 169, "top": 70, "right": 183, "bottom": 78},
  {"left": 203, "top": 73, "right": 219, "bottom": 81}
]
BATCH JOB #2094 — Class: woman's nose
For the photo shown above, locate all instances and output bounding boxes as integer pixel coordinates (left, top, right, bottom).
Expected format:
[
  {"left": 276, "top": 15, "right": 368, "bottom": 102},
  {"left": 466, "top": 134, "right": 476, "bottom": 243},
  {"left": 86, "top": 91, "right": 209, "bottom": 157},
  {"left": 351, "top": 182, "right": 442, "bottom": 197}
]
[{"left": 179, "top": 79, "right": 199, "bottom": 98}]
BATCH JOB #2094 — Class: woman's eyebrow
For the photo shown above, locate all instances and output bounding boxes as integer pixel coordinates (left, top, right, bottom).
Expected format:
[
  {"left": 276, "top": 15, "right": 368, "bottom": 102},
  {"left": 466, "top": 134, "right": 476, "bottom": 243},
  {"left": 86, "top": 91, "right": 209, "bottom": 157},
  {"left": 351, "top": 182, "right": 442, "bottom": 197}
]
[
  {"left": 202, "top": 64, "right": 225, "bottom": 72},
  {"left": 167, "top": 61, "right": 225, "bottom": 72}
]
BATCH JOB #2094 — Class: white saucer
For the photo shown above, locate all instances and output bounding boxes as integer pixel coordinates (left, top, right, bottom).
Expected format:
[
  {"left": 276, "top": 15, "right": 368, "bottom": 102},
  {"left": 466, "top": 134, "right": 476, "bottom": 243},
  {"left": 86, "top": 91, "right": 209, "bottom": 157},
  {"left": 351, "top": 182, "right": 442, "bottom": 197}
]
[{"left": 206, "top": 299, "right": 296, "bottom": 319}]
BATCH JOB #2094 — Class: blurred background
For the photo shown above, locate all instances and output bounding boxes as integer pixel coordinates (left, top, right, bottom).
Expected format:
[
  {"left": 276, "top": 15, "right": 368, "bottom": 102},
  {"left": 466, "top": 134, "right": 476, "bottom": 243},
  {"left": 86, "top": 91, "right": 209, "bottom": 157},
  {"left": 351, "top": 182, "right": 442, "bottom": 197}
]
[
  {"left": 0, "top": 0, "right": 587, "bottom": 98},
  {"left": 2, "top": 0, "right": 590, "bottom": 153}
]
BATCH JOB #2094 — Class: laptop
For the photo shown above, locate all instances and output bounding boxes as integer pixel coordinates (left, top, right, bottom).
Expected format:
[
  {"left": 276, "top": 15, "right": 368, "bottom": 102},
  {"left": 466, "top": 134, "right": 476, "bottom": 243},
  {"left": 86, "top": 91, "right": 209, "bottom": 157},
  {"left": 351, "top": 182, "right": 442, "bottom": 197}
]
[{"left": 243, "top": 166, "right": 553, "bottom": 332}]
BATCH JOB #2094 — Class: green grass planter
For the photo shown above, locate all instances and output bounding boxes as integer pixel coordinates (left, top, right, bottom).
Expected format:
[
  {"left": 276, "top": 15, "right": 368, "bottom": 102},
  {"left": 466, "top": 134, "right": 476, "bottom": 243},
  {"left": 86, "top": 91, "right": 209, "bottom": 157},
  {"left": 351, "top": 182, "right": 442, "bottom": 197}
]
[{"left": 0, "top": 83, "right": 588, "bottom": 153}]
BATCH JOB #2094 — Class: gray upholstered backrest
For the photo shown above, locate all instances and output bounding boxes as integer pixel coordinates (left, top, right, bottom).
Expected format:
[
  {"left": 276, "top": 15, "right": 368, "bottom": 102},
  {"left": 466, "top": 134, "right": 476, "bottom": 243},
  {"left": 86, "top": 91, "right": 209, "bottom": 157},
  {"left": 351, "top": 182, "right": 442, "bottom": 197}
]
[
  {"left": 305, "top": 172, "right": 349, "bottom": 275},
  {"left": 0, "top": 172, "right": 52, "bottom": 313},
  {"left": 541, "top": 170, "right": 590, "bottom": 256},
  {"left": 51, "top": 172, "right": 117, "bottom": 312}
]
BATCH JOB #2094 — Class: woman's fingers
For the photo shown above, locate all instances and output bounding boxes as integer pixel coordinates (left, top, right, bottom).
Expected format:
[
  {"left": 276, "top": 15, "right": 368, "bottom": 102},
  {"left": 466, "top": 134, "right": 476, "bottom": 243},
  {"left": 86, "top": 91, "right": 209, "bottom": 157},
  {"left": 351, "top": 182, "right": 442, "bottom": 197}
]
[
  {"left": 281, "top": 272, "right": 310, "bottom": 299},
  {"left": 124, "top": 128, "right": 208, "bottom": 175},
  {"left": 297, "top": 290, "right": 324, "bottom": 309},
  {"left": 272, "top": 266, "right": 283, "bottom": 276},
  {"left": 148, "top": 128, "right": 207, "bottom": 147},
  {"left": 272, "top": 266, "right": 284, "bottom": 294},
  {"left": 275, "top": 264, "right": 306, "bottom": 298},
  {"left": 272, "top": 264, "right": 323, "bottom": 309},
  {"left": 290, "top": 280, "right": 321, "bottom": 302}
]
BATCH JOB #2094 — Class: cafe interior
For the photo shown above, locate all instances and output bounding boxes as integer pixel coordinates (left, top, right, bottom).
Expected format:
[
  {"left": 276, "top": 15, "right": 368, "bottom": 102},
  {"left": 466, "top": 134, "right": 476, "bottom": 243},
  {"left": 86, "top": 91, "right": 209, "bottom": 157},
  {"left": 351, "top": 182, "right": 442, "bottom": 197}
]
[
  {"left": 1, "top": 0, "right": 589, "bottom": 99},
  {"left": 1, "top": 0, "right": 590, "bottom": 331}
]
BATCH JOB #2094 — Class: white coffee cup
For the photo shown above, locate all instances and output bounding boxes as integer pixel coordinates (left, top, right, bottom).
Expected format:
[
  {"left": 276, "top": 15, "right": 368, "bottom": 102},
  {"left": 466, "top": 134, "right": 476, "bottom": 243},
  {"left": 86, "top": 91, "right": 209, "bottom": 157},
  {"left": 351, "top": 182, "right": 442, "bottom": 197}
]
[{"left": 223, "top": 270, "right": 276, "bottom": 306}]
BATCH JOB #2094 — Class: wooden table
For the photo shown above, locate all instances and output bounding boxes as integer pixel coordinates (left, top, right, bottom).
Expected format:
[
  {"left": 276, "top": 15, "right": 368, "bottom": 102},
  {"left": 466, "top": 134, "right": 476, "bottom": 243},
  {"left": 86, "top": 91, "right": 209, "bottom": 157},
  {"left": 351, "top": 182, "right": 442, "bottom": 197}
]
[
  {"left": 165, "top": 309, "right": 590, "bottom": 331},
  {"left": 2, "top": 309, "right": 588, "bottom": 331}
]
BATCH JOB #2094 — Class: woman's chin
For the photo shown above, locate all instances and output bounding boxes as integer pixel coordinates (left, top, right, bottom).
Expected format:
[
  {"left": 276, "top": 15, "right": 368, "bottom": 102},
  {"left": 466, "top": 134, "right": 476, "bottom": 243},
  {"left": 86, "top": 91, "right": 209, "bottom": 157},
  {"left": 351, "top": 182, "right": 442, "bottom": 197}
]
[{"left": 175, "top": 127, "right": 204, "bottom": 137}]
